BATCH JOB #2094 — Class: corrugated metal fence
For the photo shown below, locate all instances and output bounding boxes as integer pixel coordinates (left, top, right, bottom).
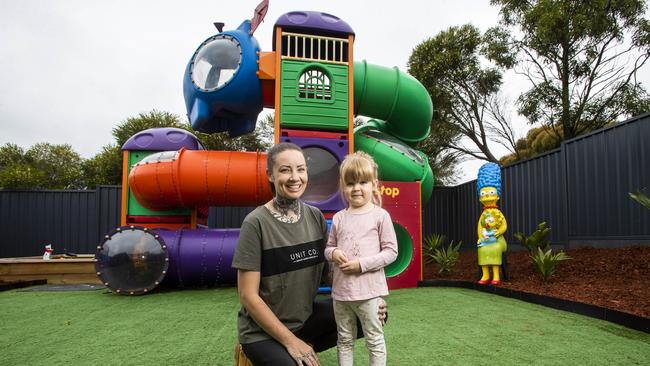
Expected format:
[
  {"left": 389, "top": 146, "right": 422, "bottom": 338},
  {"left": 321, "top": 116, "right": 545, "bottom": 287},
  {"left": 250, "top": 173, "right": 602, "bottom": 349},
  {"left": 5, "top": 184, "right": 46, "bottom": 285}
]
[
  {"left": 424, "top": 113, "right": 650, "bottom": 250},
  {"left": 1, "top": 115, "right": 649, "bottom": 257},
  {"left": 0, "top": 186, "right": 121, "bottom": 258}
]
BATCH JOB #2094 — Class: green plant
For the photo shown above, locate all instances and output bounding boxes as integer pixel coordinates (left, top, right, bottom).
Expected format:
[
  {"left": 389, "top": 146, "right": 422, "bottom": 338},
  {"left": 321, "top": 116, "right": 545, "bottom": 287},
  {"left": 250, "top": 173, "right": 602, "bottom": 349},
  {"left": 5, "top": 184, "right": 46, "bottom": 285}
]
[
  {"left": 629, "top": 191, "right": 650, "bottom": 211},
  {"left": 423, "top": 234, "right": 447, "bottom": 262},
  {"left": 530, "top": 247, "right": 572, "bottom": 282},
  {"left": 514, "top": 222, "right": 552, "bottom": 253},
  {"left": 431, "top": 241, "right": 462, "bottom": 275}
]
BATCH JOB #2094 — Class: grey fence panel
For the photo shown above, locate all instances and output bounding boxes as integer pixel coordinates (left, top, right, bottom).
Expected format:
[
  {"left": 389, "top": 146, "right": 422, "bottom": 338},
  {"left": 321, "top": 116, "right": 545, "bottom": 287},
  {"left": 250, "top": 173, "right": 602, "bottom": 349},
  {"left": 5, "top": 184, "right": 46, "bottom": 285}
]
[
  {"left": 501, "top": 149, "right": 567, "bottom": 248},
  {"left": 0, "top": 186, "right": 122, "bottom": 258},
  {"left": 422, "top": 186, "right": 458, "bottom": 242},
  {"left": 209, "top": 207, "right": 255, "bottom": 228},
  {"left": 423, "top": 181, "right": 479, "bottom": 251},
  {"left": 98, "top": 186, "right": 122, "bottom": 243},
  {"left": 565, "top": 116, "right": 650, "bottom": 240}
]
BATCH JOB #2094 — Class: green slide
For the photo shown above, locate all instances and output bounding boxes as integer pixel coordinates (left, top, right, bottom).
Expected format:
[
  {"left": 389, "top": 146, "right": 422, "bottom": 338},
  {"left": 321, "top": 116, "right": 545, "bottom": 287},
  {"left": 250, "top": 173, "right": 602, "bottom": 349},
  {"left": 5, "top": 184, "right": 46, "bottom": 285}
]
[{"left": 353, "top": 60, "right": 434, "bottom": 204}]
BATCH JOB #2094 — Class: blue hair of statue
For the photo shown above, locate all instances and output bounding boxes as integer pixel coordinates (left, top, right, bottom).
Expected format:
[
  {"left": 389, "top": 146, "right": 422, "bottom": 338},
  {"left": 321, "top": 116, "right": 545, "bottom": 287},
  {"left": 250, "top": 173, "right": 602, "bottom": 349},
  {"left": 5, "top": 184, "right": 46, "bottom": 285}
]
[{"left": 477, "top": 162, "right": 501, "bottom": 198}]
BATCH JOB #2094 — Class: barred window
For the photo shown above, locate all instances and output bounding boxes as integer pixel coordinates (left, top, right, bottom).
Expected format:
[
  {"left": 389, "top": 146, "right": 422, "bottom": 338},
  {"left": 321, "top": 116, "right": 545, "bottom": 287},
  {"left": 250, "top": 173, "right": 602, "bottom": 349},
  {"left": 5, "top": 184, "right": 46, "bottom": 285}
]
[{"left": 298, "top": 68, "right": 332, "bottom": 100}]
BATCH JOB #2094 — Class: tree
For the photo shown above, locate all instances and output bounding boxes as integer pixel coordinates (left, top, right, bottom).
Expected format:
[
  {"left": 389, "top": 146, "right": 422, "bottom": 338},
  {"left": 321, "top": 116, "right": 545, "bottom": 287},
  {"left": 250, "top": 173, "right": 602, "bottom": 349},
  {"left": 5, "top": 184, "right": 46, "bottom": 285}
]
[
  {"left": 414, "top": 121, "right": 464, "bottom": 185},
  {"left": 498, "top": 125, "right": 562, "bottom": 165},
  {"left": 25, "top": 143, "right": 84, "bottom": 189},
  {"left": 491, "top": 0, "right": 650, "bottom": 140},
  {"left": 408, "top": 24, "right": 519, "bottom": 165},
  {"left": 0, "top": 164, "right": 46, "bottom": 189},
  {"left": 112, "top": 110, "right": 187, "bottom": 148},
  {"left": 0, "top": 142, "right": 84, "bottom": 189},
  {"left": 196, "top": 112, "right": 273, "bottom": 152},
  {"left": 83, "top": 110, "right": 274, "bottom": 187},
  {"left": 81, "top": 144, "right": 122, "bottom": 187},
  {"left": 0, "top": 143, "right": 27, "bottom": 169}
]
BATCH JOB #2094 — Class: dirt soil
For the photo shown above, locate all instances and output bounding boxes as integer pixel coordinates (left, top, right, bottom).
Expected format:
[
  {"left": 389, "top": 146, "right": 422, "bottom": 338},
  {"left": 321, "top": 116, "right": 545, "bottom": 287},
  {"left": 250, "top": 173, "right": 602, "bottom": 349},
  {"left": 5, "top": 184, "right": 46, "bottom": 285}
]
[{"left": 423, "top": 246, "right": 650, "bottom": 319}]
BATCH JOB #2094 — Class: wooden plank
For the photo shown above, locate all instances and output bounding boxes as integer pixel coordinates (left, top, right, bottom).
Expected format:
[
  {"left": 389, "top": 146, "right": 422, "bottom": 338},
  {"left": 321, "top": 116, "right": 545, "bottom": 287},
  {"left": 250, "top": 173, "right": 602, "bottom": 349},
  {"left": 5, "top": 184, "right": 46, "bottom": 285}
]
[
  {"left": 0, "top": 262, "right": 95, "bottom": 275},
  {"left": 0, "top": 256, "right": 99, "bottom": 284}
]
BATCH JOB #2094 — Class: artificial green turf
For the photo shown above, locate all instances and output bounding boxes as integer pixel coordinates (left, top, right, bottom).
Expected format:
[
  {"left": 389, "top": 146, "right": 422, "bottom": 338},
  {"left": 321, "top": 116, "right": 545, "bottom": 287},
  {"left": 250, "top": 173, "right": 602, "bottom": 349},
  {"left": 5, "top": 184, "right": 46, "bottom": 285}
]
[{"left": 1, "top": 287, "right": 648, "bottom": 365}]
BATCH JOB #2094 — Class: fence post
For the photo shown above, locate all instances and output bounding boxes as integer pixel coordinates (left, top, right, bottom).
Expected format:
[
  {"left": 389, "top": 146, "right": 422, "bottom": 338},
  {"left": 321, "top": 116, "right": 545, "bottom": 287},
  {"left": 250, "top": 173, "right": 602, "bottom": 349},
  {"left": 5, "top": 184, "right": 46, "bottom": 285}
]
[{"left": 559, "top": 141, "right": 569, "bottom": 250}]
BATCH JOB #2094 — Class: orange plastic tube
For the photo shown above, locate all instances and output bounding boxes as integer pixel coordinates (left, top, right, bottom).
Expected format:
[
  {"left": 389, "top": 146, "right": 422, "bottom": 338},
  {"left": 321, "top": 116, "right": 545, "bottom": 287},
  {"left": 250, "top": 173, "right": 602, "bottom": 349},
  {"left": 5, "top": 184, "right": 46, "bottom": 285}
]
[{"left": 129, "top": 149, "right": 272, "bottom": 210}]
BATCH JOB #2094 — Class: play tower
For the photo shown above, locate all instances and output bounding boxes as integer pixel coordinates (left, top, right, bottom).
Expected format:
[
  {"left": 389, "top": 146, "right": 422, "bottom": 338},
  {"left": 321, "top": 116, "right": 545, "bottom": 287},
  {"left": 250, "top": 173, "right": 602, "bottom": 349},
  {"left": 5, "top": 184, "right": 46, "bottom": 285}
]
[{"left": 95, "top": 3, "right": 434, "bottom": 295}]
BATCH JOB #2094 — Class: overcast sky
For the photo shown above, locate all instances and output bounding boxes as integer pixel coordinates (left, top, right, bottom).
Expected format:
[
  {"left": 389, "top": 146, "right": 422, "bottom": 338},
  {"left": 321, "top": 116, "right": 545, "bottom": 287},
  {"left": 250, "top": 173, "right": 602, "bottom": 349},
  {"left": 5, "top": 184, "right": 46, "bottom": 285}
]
[{"left": 1, "top": 1, "right": 648, "bottom": 183}]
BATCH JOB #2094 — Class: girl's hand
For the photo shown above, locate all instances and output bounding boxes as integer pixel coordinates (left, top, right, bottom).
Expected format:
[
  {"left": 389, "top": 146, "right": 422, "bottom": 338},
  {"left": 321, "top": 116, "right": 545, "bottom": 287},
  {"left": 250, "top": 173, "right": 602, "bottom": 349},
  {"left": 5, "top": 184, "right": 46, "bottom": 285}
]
[
  {"left": 339, "top": 259, "right": 361, "bottom": 274},
  {"left": 286, "top": 338, "right": 320, "bottom": 366},
  {"left": 331, "top": 248, "right": 348, "bottom": 266}
]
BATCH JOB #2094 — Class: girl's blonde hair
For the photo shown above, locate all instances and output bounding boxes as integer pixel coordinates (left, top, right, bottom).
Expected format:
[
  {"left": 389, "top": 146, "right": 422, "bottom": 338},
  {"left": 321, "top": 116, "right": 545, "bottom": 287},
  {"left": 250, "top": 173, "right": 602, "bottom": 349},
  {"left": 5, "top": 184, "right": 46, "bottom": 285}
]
[{"left": 339, "top": 151, "right": 382, "bottom": 207}]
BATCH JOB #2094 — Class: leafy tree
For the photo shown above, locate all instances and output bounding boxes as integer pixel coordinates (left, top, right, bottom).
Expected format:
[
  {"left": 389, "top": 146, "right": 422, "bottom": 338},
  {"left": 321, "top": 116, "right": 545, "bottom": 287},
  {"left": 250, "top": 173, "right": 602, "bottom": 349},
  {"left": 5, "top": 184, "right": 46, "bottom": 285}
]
[
  {"left": 81, "top": 144, "right": 122, "bottom": 187},
  {"left": 112, "top": 110, "right": 187, "bottom": 148},
  {"left": 499, "top": 125, "right": 562, "bottom": 165},
  {"left": 0, "top": 142, "right": 83, "bottom": 189},
  {"left": 491, "top": 0, "right": 650, "bottom": 140},
  {"left": 0, "top": 143, "right": 27, "bottom": 169},
  {"left": 82, "top": 110, "right": 274, "bottom": 187},
  {"left": 0, "top": 164, "right": 46, "bottom": 189},
  {"left": 408, "top": 24, "right": 519, "bottom": 165},
  {"left": 414, "top": 121, "right": 464, "bottom": 185},
  {"left": 196, "top": 113, "right": 273, "bottom": 152},
  {"left": 25, "top": 143, "right": 84, "bottom": 189}
]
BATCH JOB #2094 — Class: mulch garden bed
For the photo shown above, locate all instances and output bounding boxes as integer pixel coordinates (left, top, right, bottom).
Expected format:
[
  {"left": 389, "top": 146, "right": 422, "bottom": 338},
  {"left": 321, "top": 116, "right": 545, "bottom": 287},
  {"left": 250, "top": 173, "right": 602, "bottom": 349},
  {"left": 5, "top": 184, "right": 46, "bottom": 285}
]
[{"left": 423, "top": 246, "right": 650, "bottom": 319}]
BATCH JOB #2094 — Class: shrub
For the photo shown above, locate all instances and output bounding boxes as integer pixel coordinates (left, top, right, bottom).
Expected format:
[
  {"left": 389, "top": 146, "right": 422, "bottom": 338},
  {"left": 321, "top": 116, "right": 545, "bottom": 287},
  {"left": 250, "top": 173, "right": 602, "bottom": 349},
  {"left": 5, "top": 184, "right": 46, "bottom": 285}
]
[
  {"left": 423, "top": 234, "right": 462, "bottom": 275},
  {"left": 530, "top": 247, "right": 572, "bottom": 282},
  {"left": 423, "top": 234, "right": 446, "bottom": 261},
  {"left": 431, "top": 241, "right": 463, "bottom": 275},
  {"left": 629, "top": 191, "right": 650, "bottom": 211},
  {"left": 514, "top": 222, "right": 552, "bottom": 253}
]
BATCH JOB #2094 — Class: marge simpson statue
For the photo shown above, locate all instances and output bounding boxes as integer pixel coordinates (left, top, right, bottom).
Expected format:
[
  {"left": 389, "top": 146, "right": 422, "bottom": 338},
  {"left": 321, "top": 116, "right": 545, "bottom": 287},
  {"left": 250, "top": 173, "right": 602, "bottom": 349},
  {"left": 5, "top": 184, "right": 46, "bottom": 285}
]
[{"left": 476, "top": 163, "right": 507, "bottom": 285}]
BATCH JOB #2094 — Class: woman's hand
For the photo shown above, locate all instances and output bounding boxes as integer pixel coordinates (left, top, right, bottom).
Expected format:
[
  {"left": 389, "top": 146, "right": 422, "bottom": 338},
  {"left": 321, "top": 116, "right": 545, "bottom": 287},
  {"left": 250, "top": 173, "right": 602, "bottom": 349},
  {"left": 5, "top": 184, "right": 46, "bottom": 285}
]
[
  {"left": 331, "top": 248, "right": 348, "bottom": 266},
  {"left": 285, "top": 338, "right": 320, "bottom": 366},
  {"left": 339, "top": 258, "right": 361, "bottom": 274}
]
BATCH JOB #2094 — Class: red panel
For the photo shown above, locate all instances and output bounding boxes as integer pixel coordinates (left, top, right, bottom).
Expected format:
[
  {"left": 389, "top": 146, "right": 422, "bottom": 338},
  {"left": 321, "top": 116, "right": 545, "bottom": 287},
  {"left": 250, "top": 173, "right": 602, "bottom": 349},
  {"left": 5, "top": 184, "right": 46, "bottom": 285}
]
[
  {"left": 280, "top": 128, "right": 349, "bottom": 140},
  {"left": 380, "top": 181, "right": 422, "bottom": 290},
  {"left": 261, "top": 79, "right": 275, "bottom": 108},
  {"left": 127, "top": 216, "right": 191, "bottom": 223},
  {"left": 133, "top": 223, "right": 192, "bottom": 230}
]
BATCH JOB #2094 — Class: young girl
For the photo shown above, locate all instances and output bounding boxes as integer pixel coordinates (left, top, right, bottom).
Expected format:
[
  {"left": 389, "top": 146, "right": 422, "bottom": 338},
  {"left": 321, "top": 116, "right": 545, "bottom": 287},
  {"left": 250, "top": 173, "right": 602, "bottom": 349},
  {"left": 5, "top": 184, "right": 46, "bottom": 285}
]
[{"left": 324, "top": 151, "right": 398, "bottom": 366}]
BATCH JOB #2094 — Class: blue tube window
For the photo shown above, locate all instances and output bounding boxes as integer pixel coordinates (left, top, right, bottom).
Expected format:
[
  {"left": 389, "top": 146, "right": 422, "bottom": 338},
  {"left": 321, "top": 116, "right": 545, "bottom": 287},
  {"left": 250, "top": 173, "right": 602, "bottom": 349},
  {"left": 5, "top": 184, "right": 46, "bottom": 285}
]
[{"left": 191, "top": 35, "right": 242, "bottom": 91}]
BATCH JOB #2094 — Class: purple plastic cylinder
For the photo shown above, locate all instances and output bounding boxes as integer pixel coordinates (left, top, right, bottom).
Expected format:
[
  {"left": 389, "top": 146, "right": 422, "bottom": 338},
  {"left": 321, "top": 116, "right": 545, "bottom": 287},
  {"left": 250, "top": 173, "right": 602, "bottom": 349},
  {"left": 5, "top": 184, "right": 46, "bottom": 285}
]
[
  {"left": 280, "top": 136, "right": 347, "bottom": 212},
  {"left": 155, "top": 228, "right": 239, "bottom": 287}
]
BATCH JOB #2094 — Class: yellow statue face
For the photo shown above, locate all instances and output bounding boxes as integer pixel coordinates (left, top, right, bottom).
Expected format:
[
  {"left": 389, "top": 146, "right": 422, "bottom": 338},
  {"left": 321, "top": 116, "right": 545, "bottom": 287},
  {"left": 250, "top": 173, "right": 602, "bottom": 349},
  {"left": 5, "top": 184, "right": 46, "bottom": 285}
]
[{"left": 479, "top": 187, "right": 499, "bottom": 206}]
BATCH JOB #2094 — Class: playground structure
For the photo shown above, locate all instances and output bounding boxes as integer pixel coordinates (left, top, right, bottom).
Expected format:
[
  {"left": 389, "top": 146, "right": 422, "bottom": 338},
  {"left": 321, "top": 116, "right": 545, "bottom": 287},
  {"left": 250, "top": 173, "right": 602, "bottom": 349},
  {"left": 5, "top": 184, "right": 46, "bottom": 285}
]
[{"left": 95, "top": 4, "right": 434, "bottom": 295}]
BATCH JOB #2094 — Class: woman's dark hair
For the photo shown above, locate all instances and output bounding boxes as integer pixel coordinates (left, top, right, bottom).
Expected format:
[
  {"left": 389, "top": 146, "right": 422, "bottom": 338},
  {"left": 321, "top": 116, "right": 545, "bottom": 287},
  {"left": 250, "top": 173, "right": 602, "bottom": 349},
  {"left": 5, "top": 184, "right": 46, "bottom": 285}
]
[{"left": 266, "top": 142, "right": 305, "bottom": 195}]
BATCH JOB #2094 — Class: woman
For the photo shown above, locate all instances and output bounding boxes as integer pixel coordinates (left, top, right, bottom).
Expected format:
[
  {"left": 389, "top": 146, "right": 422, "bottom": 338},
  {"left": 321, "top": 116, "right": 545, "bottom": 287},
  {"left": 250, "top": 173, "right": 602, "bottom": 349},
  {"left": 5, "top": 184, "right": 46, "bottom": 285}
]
[{"left": 232, "top": 143, "right": 385, "bottom": 366}]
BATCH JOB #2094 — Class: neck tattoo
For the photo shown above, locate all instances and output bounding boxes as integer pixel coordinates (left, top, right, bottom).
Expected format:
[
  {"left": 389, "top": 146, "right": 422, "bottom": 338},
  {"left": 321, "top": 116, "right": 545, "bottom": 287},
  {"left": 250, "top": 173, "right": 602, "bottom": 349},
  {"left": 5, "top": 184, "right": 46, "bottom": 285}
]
[{"left": 270, "top": 196, "right": 301, "bottom": 223}]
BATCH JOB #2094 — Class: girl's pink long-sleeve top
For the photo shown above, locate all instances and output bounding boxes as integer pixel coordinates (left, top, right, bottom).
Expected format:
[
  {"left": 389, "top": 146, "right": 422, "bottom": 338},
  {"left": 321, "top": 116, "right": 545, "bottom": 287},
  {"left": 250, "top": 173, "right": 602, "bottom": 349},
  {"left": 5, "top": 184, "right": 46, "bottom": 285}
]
[{"left": 324, "top": 206, "right": 398, "bottom": 301}]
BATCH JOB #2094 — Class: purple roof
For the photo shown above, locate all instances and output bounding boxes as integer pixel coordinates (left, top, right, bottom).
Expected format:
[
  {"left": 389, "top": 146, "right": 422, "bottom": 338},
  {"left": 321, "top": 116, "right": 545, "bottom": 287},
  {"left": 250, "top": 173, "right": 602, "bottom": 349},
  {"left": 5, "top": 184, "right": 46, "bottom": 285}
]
[
  {"left": 273, "top": 11, "right": 354, "bottom": 50},
  {"left": 121, "top": 127, "right": 203, "bottom": 151}
]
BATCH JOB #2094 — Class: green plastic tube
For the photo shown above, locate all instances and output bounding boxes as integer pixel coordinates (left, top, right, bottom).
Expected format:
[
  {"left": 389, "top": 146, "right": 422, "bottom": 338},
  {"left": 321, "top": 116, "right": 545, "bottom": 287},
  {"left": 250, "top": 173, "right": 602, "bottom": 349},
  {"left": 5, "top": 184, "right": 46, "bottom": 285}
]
[
  {"left": 354, "top": 123, "right": 434, "bottom": 204},
  {"left": 354, "top": 60, "right": 433, "bottom": 144}
]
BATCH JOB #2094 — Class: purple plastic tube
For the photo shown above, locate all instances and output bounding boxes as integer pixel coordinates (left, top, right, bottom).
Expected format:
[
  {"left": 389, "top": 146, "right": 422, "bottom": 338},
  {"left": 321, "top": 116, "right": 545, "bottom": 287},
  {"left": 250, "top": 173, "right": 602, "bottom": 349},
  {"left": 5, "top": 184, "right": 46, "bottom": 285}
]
[{"left": 156, "top": 228, "right": 239, "bottom": 288}]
